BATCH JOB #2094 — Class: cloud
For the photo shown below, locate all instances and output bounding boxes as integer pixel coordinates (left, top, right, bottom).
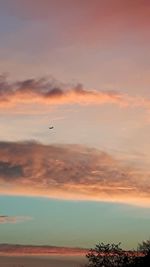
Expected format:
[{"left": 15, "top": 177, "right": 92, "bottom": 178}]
[
  {"left": 0, "top": 74, "right": 150, "bottom": 111},
  {"left": 0, "top": 141, "right": 150, "bottom": 206},
  {"left": 0, "top": 74, "right": 125, "bottom": 108},
  {"left": 0, "top": 215, "right": 32, "bottom": 224},
  {"left": 0, "top": 243, "right": 87, "bottom": 255}
]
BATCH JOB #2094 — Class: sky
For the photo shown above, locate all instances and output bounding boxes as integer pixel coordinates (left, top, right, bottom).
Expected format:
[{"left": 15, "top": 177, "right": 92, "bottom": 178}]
[{"left": 0, "top": 0, "right": 150, "bottom": 251}]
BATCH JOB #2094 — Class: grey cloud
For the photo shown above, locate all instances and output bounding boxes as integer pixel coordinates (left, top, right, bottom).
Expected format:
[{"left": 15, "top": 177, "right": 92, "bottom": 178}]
[{"left": 0, "top": 161, "right": 23, "bottom": 180}]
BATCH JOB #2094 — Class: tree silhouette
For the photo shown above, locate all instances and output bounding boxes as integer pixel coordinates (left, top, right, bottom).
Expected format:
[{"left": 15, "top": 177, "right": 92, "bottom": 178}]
[
  {"left": 86, "top": 242, "right": 132, "bottom": 267},
  {"left": 85, "top": 241, "right": 150, "bottom": 267},
  {"left": 135, "top": 239, "right": 150, "bottom": 267},
  {"left": 137, "top": 239, "right": 150, "bottom": 255}
]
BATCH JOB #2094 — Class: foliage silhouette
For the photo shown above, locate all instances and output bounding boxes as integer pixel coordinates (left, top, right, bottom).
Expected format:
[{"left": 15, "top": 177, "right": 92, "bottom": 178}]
[
  {"left": 137, "top": 239, "right": 150, "bottom": 255},
  {"left": 135, "top": 239, "right": 150, "bottom": 267},
  {"left": 85, "top": 241, "right": 150, "bottom": 267},
  {"left": 86, "top": 242, "right": 133, "bottom": 267}
]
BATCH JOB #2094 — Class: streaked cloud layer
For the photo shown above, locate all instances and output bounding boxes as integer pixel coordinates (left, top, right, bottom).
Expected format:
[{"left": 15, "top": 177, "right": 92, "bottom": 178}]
[
  {"left": 0, "top": 141, "right": 149, "bottom": 206},
  {"left": 0, "top": 243, "right": 86, "bottom": 256}
]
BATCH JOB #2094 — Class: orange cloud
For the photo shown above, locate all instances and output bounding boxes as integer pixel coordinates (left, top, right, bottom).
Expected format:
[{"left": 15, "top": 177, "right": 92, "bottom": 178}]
[
  {"left": 0, "top": 75, "right": 126, "bottom": 108},
  {"left": 0, "top": 141, "right": 150, "bottom": 207},
  {"left": 0, "top": 75, "right": 150, "bottom": 111}
]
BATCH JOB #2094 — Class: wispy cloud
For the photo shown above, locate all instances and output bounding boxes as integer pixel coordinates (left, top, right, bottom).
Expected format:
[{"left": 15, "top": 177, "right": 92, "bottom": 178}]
[
  {"left": 0, "top": 215, "right": 32, "bottom": 224},
  {"left": 0, "top": 74, "right": 126, "bottom": 107},
  {"left": 0, "top": 75, "right": 150, "bottom": 110},
  {"left": 0, "top": 141, "right": 150, "bottom": 206}
]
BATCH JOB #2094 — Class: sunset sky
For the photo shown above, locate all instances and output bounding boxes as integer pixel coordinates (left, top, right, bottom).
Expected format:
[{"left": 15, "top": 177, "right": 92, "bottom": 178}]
[{"left": 0, "top": 0, "right": 150, "bottom": 250}]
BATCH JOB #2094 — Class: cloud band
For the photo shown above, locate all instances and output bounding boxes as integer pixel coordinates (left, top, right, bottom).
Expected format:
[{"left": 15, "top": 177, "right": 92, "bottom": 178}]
[{"left": 0, "top": 141, "right": 150, "bottom": 206}]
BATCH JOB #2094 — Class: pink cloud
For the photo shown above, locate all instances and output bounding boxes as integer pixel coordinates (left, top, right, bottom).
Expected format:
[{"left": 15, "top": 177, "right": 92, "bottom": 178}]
[
  {"left": 0, "top": 75, "right": 150, "bottom": 111},
  {"left": 0, "top": 243, "right": 87, "bottom": 256},
  {"left": 0, "top": 75, "right": 125, "bottom": 108},
  {"left": 0, "top": 141, "right": 150, "bottom": 207}
]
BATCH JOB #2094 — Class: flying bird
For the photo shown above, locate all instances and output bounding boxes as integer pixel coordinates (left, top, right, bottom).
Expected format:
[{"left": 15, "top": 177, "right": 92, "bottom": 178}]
[{"left": 49, "top": 126, "right": 54, "bottom": 129}]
